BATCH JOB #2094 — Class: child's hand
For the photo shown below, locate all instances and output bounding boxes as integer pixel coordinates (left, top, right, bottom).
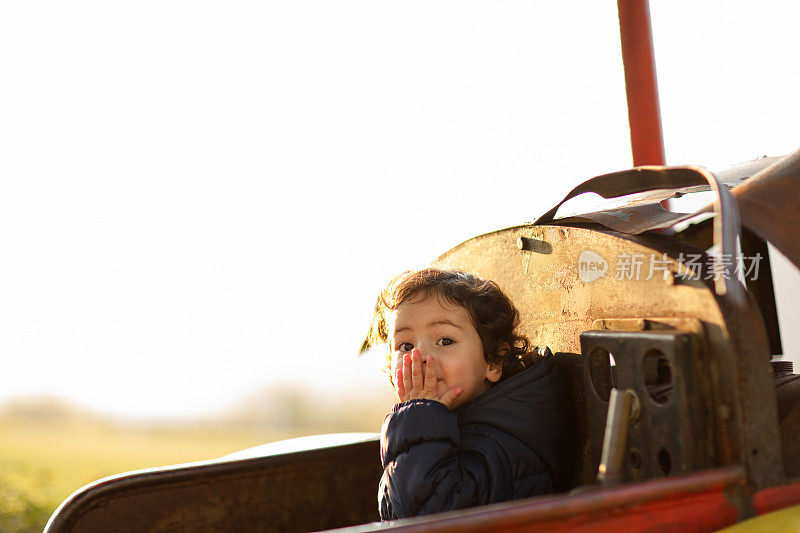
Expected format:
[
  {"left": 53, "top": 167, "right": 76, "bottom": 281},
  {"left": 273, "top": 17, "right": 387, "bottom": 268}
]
[{"left": 395, "top": 348, "right": 463, "bottom": 410}]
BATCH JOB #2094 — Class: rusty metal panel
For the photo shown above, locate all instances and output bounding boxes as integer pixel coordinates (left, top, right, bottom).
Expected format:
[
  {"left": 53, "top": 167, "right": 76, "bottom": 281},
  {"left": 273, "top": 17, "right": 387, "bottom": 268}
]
[
  {"left": 528, "top": 151, "right": 800, "bottom": 277},
  {"left": 776, "top": 373, "right": 800, "bottom": 478},
  {"left": 45, "top": 439, "right": 381, "bottom": 533},
  {"left": 733, "top": 148, "right": 800, "bottom": 271},
  {"left": 581, "top": 330, "right": 715, "bottom": 482},
  {"left": 534, "top": 165, "right": 746, "bottom": 305},
  {"left": 739, "top": 227, "right": 782, "bottom": 356},
  {"left": 713, "top": 291, "right": 783, "bottom": 486}
]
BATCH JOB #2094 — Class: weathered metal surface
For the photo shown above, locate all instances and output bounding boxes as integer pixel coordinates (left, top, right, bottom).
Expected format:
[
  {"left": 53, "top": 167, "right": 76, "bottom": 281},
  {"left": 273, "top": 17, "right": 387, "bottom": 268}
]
[
  {"left": 714, "top": 156, "right": 785, "bottom": 186},
  {"left": 591, "top": 317, "right": 705, "bottom": 335},
  {"left": 534, "top": 156, "right": 785, "bottom": 235},
  {"left": 45, "top": 437, "right": 381, "bottom": 533},
  {"left": 732, "top": 148, "right": 800, "bottom": 271},
  {"left": 332, "top": 467, "right": 747, "bottom": 532},
  {"left": 617, "top": 0, "right": 665, "bottom": 166},
  {"left": 712, "top": 289, "right": 784, "bottom": 486},
  {"left": 739, "top": 227, "right": 782, "bottom": 356},
  {"left": 582, "top": 330, "right": 714, "bottom": 483},
  {"left": 534, "top": 166, "right": 745, "bottom": 303},
  {"left": 523, "top": 156, "right": 790, "bottom": 488},
  {"left": 533, "top": 166, "right": 709, "bottom": 227},
  {"left": 674, "top": 221, "right": 783, "bottom": 357},
  {"left": 775, "top": 373, "right": 800, "bottom": 478},
  {"left": 553, "top": 202, "right": 689, "bottom": 236},
  {"left": 531, "top": 151, "right": 800, "bottom": 283}
]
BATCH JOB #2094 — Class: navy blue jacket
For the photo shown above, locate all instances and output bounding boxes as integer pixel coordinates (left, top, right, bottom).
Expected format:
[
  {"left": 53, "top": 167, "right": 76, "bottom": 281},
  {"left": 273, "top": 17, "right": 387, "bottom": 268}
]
[{"left": 378, "top": 356, "right": 570, "bottom": 520}]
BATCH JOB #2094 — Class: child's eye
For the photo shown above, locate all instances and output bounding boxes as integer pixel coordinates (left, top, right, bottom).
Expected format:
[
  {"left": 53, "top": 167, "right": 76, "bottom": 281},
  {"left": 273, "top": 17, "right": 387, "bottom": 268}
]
[
  {"left": 397, "top": 342, "right": 414, "bottom": 352},
  {"left": 436, "top": 337, "right": 454, "bottom": 346}
]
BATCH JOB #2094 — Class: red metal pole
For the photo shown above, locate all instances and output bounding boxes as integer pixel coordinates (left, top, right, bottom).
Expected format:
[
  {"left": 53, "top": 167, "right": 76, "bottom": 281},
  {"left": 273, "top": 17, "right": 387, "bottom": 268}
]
[{"left": 618, "top": 0, "right": 665, "bottom": 167}]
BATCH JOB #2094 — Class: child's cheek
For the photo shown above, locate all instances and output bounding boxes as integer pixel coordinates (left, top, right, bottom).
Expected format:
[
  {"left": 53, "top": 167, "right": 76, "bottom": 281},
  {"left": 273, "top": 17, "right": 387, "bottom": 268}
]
[{"left": 390, "top": 353, "right": 402, "bottom": 379}]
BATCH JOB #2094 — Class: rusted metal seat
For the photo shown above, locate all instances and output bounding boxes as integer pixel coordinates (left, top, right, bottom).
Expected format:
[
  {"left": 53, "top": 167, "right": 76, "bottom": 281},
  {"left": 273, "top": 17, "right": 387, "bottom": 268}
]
[{"left": 45, "top": 434, "right": 381, "bottom": 533}]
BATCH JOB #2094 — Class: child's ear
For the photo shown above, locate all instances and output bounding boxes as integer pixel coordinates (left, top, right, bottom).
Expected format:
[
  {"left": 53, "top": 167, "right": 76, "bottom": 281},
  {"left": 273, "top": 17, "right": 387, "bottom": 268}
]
[
  {"left": 486, "top": 362, "right": 503, "bottom": 384},
  {"left": 486, "top": 342, "right": 510, "bottom": 383}
]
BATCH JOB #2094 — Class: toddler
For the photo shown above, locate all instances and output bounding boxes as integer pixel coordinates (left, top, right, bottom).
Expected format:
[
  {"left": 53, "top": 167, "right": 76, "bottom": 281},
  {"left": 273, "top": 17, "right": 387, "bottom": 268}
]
[{"left": 363, "top": 268, "right": 571, "bottom": 520}]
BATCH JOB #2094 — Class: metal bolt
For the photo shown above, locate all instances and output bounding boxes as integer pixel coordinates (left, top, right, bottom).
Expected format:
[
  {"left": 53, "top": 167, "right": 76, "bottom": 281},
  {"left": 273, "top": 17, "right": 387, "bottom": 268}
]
[{"left": 516, "top": 235, "right": 552, "bottom": 255}]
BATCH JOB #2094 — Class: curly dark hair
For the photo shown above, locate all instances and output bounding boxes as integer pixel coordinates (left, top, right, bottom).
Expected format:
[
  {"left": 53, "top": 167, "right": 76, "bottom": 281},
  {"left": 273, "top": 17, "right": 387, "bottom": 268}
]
[{"left": 361, "top": 268, "right": 535, "bottom": 381}]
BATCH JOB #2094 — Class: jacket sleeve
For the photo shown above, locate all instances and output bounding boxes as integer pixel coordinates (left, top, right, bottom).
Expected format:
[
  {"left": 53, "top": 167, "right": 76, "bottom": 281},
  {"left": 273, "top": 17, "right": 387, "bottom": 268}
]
[{"left": 378, "top": 399, "right": 512, "bottom": 520}]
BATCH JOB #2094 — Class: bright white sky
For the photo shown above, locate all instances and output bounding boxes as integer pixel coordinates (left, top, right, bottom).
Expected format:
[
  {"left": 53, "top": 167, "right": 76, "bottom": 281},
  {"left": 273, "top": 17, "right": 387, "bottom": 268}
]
[{"left": 1, "top": 1, "right": 798, "bottom": 420}]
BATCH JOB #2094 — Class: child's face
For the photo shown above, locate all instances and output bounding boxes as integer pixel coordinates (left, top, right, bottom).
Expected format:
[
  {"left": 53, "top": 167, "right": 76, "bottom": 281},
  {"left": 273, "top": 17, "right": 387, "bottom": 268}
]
[{"left": 389, "top": 294, "right": 501, "bottom": 409}]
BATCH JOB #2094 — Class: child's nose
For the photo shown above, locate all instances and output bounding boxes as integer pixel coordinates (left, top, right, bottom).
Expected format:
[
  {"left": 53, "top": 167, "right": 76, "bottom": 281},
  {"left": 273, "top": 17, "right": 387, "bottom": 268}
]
[
  {"left": 417, "top": 345, "right": 433, "bottom": 361},
  {"left": 418, "top": 348, "right": 436, "bottom": 368}
]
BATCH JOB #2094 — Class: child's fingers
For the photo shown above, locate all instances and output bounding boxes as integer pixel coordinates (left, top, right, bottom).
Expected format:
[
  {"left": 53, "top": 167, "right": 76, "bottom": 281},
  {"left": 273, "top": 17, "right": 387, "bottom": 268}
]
[
  {"left": 424, "top": 354, "right": 437, "bottom": 392},
  {"left": 410, "top": 349, "right": 424, "bottom": 393},
  {"left": 395, "top": 367, "right": 405, "bottom": 401},
  {"left": 439, "top": 387, "right": 463, "bottom": 410},
  {"left": 402, "top": 353, "right": 412, "bottom": 399}
]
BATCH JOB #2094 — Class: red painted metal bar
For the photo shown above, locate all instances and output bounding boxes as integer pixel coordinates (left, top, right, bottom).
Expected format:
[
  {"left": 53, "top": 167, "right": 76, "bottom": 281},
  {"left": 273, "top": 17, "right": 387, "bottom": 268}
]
[
  {"left": 753, "top": 480, "right": 800, "bottom": 515},
  {"left": 618, "top": 0, "right": 666, "bottom": 167},
  {"left": 339, "top": 467, "right": 747, "bottom": 532}
]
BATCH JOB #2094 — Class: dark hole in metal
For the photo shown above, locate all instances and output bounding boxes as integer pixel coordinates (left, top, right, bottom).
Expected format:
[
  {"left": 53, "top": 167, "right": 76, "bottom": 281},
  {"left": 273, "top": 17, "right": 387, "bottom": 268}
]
[
  {"left": 643, "top": 349, "right": 672, "bottom": 404},
  {"left": 658, "top": 447, "right": 672, "bottom": 475},
  {"left": 628, "top": 449, "right": 642, "bottom": 469}
]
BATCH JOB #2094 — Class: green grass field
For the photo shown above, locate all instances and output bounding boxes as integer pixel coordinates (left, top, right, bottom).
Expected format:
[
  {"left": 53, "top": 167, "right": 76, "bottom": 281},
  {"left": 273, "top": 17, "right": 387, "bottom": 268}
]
[
  {"left": 0, "top": 417, "right": 303, "bottom": 533},
  {"left": 0, "top": 390, "right": 394, "bottom": 532}
]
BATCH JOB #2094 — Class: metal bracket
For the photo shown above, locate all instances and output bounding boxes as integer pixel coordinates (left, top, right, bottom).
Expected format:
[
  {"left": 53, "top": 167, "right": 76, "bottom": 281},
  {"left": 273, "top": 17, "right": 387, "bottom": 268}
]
[{"left": 582, "top": 329, "right": 714, "bottom": 483}]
